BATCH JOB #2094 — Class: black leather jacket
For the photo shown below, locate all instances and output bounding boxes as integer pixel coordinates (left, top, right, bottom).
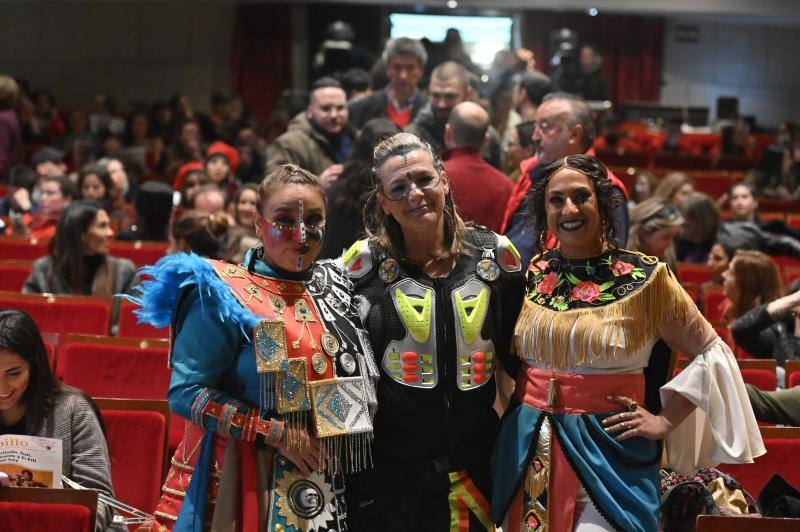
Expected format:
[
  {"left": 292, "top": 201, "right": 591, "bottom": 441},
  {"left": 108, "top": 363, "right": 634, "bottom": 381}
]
[{"left": 343, "top": 228, "right": 524, "bottom": 469}]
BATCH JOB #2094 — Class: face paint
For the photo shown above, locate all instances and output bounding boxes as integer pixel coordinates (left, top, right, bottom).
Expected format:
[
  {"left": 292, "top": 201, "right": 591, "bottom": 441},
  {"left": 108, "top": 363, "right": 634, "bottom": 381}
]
[
  {"left": 295, "top": 199, "right": 307, "bottom": 244},
  {"left": 268, "top": 226, "right": 282, "bottom": 247}
]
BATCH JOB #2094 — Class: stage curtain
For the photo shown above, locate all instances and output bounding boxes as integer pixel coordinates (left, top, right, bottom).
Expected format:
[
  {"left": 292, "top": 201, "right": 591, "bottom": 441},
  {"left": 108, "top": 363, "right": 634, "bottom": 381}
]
[
  {"left": 231, "top": 3, "right": 293, "bottom": 125},
  {"left": 521, "top": 12, "right": 664, "bottom": 103}
]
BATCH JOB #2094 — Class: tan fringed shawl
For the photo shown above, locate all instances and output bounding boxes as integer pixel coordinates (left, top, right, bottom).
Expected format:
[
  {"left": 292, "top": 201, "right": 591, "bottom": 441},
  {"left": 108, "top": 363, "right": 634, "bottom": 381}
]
[{"left": 515, "top": 251, "right": 702, "bottom": 369}]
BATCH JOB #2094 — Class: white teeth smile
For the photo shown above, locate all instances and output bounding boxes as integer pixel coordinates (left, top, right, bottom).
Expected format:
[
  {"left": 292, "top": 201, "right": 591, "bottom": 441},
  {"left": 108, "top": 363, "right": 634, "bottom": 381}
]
[
  {"left": 560, "top": 220, "right": 585, "bottom": 231},
  {"left": 0, "top": 391, "right": 12, "bottom": 400}
]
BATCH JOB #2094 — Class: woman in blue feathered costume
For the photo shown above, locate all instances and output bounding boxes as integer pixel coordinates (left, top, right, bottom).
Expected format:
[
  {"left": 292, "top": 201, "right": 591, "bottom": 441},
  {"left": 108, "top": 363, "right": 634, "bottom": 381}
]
[{"left": 131, "top": 165, "right": 378, "bottom": 531}]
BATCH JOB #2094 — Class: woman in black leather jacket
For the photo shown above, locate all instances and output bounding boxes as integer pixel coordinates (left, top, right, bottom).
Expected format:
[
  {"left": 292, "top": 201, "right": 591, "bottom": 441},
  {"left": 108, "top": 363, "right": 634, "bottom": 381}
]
[{"left": 342, "top": 132, "right": 524, "bottom": 531}]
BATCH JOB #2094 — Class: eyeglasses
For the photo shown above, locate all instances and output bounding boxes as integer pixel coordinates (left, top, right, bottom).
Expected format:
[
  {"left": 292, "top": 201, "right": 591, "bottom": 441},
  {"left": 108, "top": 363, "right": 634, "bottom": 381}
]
[{"left": 380, "top": 173, "right": 441, "bottom": 201}]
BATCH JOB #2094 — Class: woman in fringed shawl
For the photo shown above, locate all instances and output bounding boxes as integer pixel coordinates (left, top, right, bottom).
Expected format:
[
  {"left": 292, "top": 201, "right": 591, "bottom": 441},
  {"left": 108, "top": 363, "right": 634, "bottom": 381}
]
[
  {"left": 131, "top": 165, "right": 378, "bottom": 531},
  {"left": 491, "top": 154, "right": 765, "bottom": 531}
]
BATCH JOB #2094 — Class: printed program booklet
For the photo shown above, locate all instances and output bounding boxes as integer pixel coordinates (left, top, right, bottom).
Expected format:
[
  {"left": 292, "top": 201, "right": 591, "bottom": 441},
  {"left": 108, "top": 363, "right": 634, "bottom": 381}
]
[{"left": 0, "top": 434, "right": 62, "bottom": 488}]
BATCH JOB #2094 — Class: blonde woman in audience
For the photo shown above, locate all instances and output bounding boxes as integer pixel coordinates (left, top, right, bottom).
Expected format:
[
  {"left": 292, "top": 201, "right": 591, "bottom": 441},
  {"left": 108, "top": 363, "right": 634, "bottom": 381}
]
[
  {"left": 627, "top": 197, "right": 684, "bottom": 270},
  {"left": 653, "top": 171, "right": 695, "bottom": 207}
]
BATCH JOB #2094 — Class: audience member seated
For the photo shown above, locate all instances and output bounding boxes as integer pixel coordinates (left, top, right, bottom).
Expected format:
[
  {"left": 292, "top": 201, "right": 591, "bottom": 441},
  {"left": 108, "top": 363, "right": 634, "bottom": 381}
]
[
  {"left": 31, "top": 146, "right": 68, "bottom": 182},
  {"left": 172, "top": 161, "right": 210, "bottom": 209},
  {"left": 0, "top": 309, "right": 122, "bottom": 531},
  {"left": 750, "top": 120, "right": 797, "bottom": 198},
  {"left": 116, "top": 181, "right": 173, "bottom": 242},
  {"left": 22, "top": 200, "right": 136, "bottom": 298},
  {"left": 157, "top": 117, "right": 202, "bottom": 177},
  {"left": 77, "top": 164, "right": 112, "bottom": 210},
  {"left": 675, "top": 192, "right": 719, "bottom": 263},
  {"left": 627, "top": 197, "right": 683, "bottom": 270},
  {"left": 266, "top": 77, "right": 355, "bottom": 187},
  {"left": 204, "top": 141, "right": 240, "bottom": 199},
  {"left": 725, "top": 182, "right": 800, "bottom": 240},
  {"left": 442, "top": 101, "right": 512, "bottom": 232},
  {"left": 732, "top": 278, "right": 800, "bottom": 366},
  {"left": 98, "top": 157, "right": 136, "bottom": 219},
  {"left": 653, "top": 171, "right": 695, "bottom": 207},
  {"left": 746, "top": 385, "right": 800, "bottom": 426},
  {"left": 0, "top": 75, "right": 22, "bottom": 180},
  {"left": 702, "top": 240, "right": 735, "bottom": 305},
  {"left": 7, "top": 174, "right": 76, "bottom": 240},
  {"left": 347, "top": 37, "right": 428, "bottom": 129},
  {"left": 224, "top": 183, "right": 259, "bottom": 263},
  {"left": 0, "top": 165, "right": 36, "bottom": 217},
  {"left": 168, "top": 209, "right": 228, "bottom": 259},
  {"left": 192, "top": 184, "right": 226, "bottom": 215},
  {"left": 721, "top": 250, "right": 782, "bottom": 326},
  {"left": 627, "top": 170, "right": 657, "bottom": 210},
  {"left": 718, "top": 218, "right": 800, "bottom": 260},
  {"left": 124, "top": 110, "right": 163, "bottom": 170},
  {"left": 321, "top": 118, "right": 399, "bottom": 259}
]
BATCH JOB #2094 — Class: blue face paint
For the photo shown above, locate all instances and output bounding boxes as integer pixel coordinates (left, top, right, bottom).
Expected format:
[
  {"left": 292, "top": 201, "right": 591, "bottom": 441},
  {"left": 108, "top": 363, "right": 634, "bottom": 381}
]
[{"left": 268, "top": 226, "right": 282, "bottom": 247}]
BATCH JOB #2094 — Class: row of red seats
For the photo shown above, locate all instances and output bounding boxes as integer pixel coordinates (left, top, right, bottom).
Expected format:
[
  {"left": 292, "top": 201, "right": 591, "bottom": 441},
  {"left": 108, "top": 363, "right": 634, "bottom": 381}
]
[{"left": 0, "top": 235, "right": 168, "bottom": 265}]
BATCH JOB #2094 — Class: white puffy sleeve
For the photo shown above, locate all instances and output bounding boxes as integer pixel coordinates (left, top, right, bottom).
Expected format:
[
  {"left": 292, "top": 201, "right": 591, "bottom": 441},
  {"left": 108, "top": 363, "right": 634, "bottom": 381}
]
[{"left": 657, "top": 287, "right": 766, "bottom": 474}]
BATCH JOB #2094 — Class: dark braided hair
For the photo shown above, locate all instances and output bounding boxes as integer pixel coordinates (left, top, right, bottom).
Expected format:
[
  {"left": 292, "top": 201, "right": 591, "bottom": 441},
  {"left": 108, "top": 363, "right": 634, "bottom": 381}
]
[{"left": 526, "top": 154, "right": 620, "bottom": 254}]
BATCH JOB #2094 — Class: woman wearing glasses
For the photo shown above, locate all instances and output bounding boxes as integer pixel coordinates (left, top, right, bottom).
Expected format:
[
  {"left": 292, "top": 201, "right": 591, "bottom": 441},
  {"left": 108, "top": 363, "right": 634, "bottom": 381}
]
[
  {"left": 131, "top": 165, "right": 378, "bottom": 531},
  {"left": 342, "top": 132, "right": 525, "bottom": 530}
]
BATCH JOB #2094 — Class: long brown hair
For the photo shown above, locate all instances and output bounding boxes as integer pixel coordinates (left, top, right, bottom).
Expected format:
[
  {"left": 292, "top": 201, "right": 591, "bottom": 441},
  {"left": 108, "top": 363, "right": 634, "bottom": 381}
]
[
  {"left": 364, "top": 132, "right": 471, "bottom": 262},
  {"left": 728, "top": 250, "right": 782, "bottom": 319},
  {"left": 50, "top": 200, "right": 113, "bottom": 296}
]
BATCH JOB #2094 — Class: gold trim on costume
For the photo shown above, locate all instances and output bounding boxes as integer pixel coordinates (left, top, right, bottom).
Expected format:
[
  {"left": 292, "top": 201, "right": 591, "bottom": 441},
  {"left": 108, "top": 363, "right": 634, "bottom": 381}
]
[{"left": 515, "top": 263, "right": 702, "bottom": 368}]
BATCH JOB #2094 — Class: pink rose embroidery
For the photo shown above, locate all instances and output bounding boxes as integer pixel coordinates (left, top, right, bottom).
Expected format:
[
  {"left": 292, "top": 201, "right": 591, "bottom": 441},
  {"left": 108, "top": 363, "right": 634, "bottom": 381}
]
[
  {"left": 535, "top": 260, "right": 549, "bottom": 271},
  {"left": 571, "top": 281, "right": 601, "bottom": 303},
  {"left": 536, "top": 272, "right": 558, "bottom": 295},
  {"left": 609, "top": 260, "right": 634, "bottom": 277}
]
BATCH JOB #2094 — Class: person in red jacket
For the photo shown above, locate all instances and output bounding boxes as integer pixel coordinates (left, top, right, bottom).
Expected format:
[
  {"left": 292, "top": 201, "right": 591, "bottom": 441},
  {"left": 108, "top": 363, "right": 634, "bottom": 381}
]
[
  {"left": 442, "top": 101, "right": 512, "bottom": 232},
  {"left": 501, "top": 92, "right": 629, "bottom": 267}
]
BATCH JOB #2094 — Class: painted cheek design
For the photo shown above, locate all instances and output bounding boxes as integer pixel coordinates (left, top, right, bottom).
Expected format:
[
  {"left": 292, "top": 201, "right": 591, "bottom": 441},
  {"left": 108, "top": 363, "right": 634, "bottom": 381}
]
[{"left": 268, "top": 226, "right": 283, "bottom": 247}]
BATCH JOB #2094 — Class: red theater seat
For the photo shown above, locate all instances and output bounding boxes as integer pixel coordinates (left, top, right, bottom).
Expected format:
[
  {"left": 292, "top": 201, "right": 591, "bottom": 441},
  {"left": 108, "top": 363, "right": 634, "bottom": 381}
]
[
  {"left": 109, "top": 240, "right": 168, "bottom": 267},
  {"left": 786, "top": 361, "right": 800, "bottom": 388},
  {"left": 0, "top": 291, "right": 111, "bottom": 343},
  {"left": 118, "top": 299, "right": 168, "bottom": 339},
  {"left": 59, "top": 334, "right": 183, "bottom": 451},
  {"left": 0, "top": 259, "right": 33, "bottom": 291},
  {"left": 0, "top": 487, "right": 98, "bottom": 532},
  {"left": 697, "top": 515, "right": 800, "bottom": 531},
  {"left": 718, "top": 427, "right": 800, "bottom": 504},
  {"left": 0, "top": 235, "right": 49, "bottom": 261},
  {"left": 740, "top": 368, "right": 777, "bottom": 391},
  {"left": 654, "top": 153, "right": 713, "bottom": 171},
  {"left": 677, "top": 263, "right": 713, "bottom": 285},
  {"left": 703, "top": 291, "right": 728, "bottom": 323},
  {"left": 95, "top": 398, "right": 169, "bottom": 515}
]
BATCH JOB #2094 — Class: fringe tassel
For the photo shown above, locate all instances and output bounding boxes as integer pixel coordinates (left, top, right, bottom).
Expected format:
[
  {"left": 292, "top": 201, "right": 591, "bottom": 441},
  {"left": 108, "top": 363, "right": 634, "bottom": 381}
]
[
  {"left": 259, "top": 373, "right": 275, "bottom": 412},
  {"left": 318, "top": 433, "right": 374, "bottom": 476},
  {"left": 515, "top": 263, "right": 702, "bottom": 368}
]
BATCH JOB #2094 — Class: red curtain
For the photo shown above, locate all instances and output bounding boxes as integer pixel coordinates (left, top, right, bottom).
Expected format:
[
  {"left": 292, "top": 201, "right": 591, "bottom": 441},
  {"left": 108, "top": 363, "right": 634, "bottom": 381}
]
[
  {"left": 521, "top": 12, "right": 664, "bottom": 104},
  {"left": 231, "top": 3, "right": 293, "bottom": 126}
]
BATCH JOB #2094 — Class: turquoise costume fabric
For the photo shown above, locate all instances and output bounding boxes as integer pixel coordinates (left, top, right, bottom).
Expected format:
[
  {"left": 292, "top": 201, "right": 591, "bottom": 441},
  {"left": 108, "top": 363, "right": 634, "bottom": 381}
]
[{"left": 492, "top": 405, "right": 660, "bottom": 531}]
